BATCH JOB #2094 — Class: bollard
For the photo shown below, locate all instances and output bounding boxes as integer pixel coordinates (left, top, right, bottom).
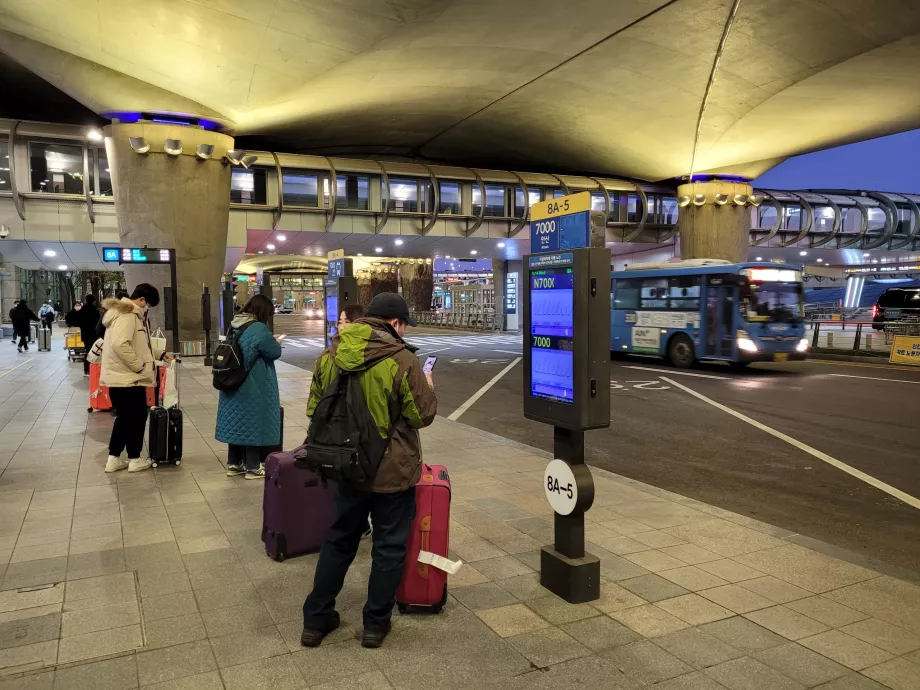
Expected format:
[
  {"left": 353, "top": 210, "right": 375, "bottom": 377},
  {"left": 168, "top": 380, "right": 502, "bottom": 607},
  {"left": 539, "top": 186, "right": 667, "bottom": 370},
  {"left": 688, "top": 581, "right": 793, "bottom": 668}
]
[
  {"left": 827, "top": 332, "right": 834, "bottom": 348},
  {"left": 866, "top": 334, "right": 873, "bottom": 350}
]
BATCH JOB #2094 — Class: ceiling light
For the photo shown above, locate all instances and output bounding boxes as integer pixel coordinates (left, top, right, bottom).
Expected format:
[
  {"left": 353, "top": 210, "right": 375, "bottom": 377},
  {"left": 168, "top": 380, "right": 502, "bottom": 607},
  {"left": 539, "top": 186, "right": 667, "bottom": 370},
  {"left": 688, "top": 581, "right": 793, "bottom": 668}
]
[
  {"left": 241, "top": 155, "right": 258, "bottom": 169},
  {"left": 164, "top": 139, "right": 182, "bottom": 156},
  {"left": 445, "top": 255, "right": 451, "bottom": 259},
  {"left": 257, "top": 250, "right": 263, "bottom": 254},
  {"left": 277, "top": 235, "right": 286, "bottom": 242},
  {"left": 733, "top": 194, "right": 749, "bottom": 206},
  {"left": 817, "top": 258, "right": 823, "bottom": 262},
  {"left": 129, "top": 137, "right": 149, "bottom": 154},
  {"left": 44, "top": 250, "right": 56, "bottom": 257},
  {"left": 863, "top": 252, "right": 871, "bottom": 257},
  {"left": 266, "top": 244, "right": 275, "bottom": 250},
  {"left": 677, "top": 195, "right": 691, "bottom": 208},
  {"left": 755, "top": 256, "right": 763, "bottom": 261},
  {"left": 749, "top": 194, "right": 764, "bottom": 207},
  {"left": 375, "top": 247, "right": 383, "bottom": 253},
  {"left": 195, "top": 144, "right": 214, "bottom": 160},
  {"left": 714, "top": 193, "right": 729, "bottom": 206},
  {"left": 799, "top": 251, "right": 807, "bottom": 256},
  {"left": 692, "top": 194, "right": 706, "bottom": 207},
  {"left": 356, "top": 253, "right": 363, "bottom": 257},
  {"left": 394, "top": 239, "right": 404, "bottom": 246},
  {"left": 471, "top": 250, "right": 478, "bottom": 255},
  {"left": 497, "top": 242, "right": 506, "bottom": 248},
  {"left": 86, "top": 128, "right": 103, "bottom": 142},
  {"left": 58, "top": 264, "right": 67, "bottom": 271}
]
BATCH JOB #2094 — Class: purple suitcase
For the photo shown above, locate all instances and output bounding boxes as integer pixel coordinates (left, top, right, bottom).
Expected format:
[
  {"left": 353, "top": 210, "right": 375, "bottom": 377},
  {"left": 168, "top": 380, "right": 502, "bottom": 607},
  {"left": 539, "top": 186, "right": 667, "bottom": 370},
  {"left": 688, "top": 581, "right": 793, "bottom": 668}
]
[{"left": 262, "top": 445, "right": 336, "bottom": 562}]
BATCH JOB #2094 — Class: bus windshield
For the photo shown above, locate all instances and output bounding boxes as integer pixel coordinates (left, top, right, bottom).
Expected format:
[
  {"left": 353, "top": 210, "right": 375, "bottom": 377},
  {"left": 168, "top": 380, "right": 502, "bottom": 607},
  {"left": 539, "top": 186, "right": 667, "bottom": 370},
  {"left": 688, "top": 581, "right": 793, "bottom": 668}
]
[{"left": 746, "top": 282, "right": 803, "bottom": 323}]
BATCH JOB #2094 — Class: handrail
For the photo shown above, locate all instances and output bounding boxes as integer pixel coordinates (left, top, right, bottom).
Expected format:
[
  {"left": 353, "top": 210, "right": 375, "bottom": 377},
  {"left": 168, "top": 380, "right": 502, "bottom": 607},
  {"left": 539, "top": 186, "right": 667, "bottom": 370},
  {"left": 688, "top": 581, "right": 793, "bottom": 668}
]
[
  {"left": 838, "top": 196, "right": 870, "bottom": 248},
  {"left": 779, "top": 192, "right": 813, "bottom": 247},
  {"left": 373, "top": 160, "right": 390, "bottom": 234},
  {"left": 466, "top": 168, "right": 487, "bottom": 236},
  {"left": 750, "top": 191, "right": 783, "bottom": 246},
  {"left": 621, "top": 183, "right": 649, "bottom": 242},
  {"left": 419, "top": 163, "right": 440, "bottom": 235},
  {"left": 548, "top": 173, "right": 569, "bottom": 196},
  {"left": 862, "top": 191, "right": 900, "bottom": 249},
  {"left": 82, "top": 140, "right": 95, "bottom": 224},
  {"left": 271, "top": 151, "right": 283, "bottom": 231},
  {"left": 8, "top": 121, "right": 25, "bottom": 221},
  {"left": 806, "top": 193, "right": 841, "bottom": 248},
  {"left": 510, "top": 171, "right": 530, "bottom": 237},
  {"left": 888, "top": 193, "right": 920, "bottom": 250},
  {"left": 322, "top": 156, "right": 337, "bottom": 232}
]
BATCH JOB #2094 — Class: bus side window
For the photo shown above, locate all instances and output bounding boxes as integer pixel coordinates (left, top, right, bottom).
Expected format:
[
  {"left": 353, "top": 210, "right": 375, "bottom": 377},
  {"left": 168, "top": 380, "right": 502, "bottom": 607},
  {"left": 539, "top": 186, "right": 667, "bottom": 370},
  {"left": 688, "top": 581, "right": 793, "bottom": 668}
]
[
  {"left": 640, "top": 278, "right": 669, "bottom": 309},
  {"left": 614, "top": 278, "right": 640, "bottom": 310},
  {"left": 669, "top": 276, "right": 701, "bottom": 310}
]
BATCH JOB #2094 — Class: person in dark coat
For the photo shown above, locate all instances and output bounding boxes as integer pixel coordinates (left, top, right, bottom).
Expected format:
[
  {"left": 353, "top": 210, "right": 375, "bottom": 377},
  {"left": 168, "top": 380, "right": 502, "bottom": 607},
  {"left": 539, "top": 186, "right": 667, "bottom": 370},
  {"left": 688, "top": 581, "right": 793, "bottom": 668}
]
[
  {"left": 11, "top": 301, "right": 39, "bottom": 352},
  {"left": 65, "top": 302, "right": 83, "bottom": 327},
  {"left": 76, "top": 294, "right": 101, "bottom": 376},
  {"left": 215, "top": 295, "right": 282, "bottom": 480}
]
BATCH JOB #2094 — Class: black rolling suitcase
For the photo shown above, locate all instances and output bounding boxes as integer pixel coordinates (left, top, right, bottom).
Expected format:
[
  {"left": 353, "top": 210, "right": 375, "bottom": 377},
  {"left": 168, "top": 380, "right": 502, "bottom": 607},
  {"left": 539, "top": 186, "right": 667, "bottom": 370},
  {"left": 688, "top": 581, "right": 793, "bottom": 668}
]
[{"left": 149, "top": 407, "right": 182, "bottom": 467}]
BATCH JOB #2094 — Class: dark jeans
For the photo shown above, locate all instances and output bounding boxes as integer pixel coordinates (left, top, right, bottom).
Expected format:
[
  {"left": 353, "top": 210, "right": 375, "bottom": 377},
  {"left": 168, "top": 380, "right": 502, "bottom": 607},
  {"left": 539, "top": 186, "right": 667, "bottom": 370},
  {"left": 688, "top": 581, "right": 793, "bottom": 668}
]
[
  {"left": 303, "top": 485, "right": 416, "bottom": 632},
  {"left": 227, "top": 444, "right": 262, "bottom": 471},
  {"left": 108, "top": 386, "right": 149, "bottom": 459},
  {"left": 83, "top": 358, "right": 90, "bottom": 375}
]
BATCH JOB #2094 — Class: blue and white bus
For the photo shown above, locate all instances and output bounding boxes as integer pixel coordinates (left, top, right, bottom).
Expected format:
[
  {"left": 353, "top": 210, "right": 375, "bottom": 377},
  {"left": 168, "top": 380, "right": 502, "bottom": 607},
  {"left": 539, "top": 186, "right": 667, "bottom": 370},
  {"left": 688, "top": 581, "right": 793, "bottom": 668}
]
[{"left": 610, "top": 260, "right": 808, "bottom": 368}]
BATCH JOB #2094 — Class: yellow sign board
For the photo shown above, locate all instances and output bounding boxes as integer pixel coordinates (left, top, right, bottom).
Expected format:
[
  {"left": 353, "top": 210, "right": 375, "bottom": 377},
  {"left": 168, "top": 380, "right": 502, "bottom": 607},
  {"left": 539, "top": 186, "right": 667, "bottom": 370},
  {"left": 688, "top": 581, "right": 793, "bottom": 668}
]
[
  {"left": 529, "top": 191, "right": 591, "bottom": 222},
  {"left": 327, "top": 249, "right": 345, "bottom": 260},
  {"left": 889, "top": 336, "right": 920, "bottom": 366}
]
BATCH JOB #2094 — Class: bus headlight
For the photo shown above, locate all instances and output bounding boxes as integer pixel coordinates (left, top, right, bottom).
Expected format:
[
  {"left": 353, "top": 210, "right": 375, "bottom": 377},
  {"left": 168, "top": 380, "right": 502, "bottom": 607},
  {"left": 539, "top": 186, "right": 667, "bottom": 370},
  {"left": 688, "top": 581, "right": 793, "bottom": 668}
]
[
  {"left": 796, "top": 338, "right": 809, "bottom": 353},
  {"left": 737, "top": 335, "right": 758, "bottom": 353}
]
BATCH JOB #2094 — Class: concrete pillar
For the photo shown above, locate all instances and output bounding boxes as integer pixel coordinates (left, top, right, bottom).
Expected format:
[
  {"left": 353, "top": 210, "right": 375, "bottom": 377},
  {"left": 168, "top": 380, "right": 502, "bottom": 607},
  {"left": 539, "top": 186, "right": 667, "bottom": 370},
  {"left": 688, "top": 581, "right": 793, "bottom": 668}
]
[
  {"left": 0, "top": 263, "right": 20, "bottom": 319},
  {"left": 492, "top": 259, "right": 506, "bottom": 330},
  {"left": 399, "top": 261, "right": 433, "bottom": 312},
  {"left": 676, "top": 181, "right": 752, "bottom": 263},
  {"left": 104, "top": 122, "right": 234, "bottom": 345}
]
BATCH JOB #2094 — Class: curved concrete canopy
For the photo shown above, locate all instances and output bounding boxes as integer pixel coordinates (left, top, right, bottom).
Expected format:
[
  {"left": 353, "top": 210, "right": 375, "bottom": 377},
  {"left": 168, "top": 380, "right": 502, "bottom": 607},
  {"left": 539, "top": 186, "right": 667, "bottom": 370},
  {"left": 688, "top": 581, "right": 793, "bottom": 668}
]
[{"left": 1, "top": 0, "right": 920, "bottom": 181}]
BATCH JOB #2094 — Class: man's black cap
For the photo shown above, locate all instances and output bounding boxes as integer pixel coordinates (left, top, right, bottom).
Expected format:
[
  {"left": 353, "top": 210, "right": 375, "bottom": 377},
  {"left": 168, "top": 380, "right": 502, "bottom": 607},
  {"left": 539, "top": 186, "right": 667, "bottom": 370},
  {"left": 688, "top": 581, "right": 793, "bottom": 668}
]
[{"left": 367, "top": 292, "right": 417, "bottom": 327}]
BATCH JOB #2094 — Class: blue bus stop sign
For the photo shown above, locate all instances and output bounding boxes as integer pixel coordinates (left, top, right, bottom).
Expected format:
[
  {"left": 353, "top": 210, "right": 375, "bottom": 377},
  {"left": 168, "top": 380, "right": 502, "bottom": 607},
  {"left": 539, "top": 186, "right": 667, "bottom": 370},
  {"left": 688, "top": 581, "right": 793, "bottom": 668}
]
[{"left": 530, "top": 192, "right": 592, "bottom": 253}]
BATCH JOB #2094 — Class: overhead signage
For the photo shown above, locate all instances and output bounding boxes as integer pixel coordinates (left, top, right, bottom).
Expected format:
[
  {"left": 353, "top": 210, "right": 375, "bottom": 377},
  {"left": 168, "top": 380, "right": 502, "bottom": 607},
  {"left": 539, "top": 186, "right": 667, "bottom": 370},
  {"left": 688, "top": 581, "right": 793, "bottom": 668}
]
[
  {"left": 102, "top": 247, "right": 173, "bottom": 264},
  {"left": 505, "top": 272, "right": 518, "bottom": 315},
  {"left": 889, "top": 336, "right": 920, "bottom": 366},
  {"left": 530, "top": 192, "right": 592, "bottom": 254},
  {"left": 328, "top": 249, "right": 346, "bottom": 279}
]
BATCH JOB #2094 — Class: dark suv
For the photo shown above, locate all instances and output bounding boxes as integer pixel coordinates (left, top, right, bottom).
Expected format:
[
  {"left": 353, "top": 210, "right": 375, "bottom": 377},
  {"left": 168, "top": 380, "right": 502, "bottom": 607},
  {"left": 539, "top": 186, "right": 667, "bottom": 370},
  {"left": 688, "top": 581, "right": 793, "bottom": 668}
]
[{"left": 872, "top": 288, "right": 920, "bottom": 329}]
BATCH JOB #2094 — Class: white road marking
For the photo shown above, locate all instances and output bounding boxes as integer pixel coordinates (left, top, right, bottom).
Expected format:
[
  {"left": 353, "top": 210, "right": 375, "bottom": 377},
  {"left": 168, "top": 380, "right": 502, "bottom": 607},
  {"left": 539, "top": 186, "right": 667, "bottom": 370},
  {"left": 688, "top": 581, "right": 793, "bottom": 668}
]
[
  {"left": 447, "top": 358, "right": 522, "bottom": 422},
  {"left": 492, "top": 349, "right": 524, "bottom": 355},
  {"left": 283, "top": 340, "right": 308, "bottom": 348},
  {"left": 826, "top": 373, "right": 920, "bottom": 385},
  {"left": 622, "top": 365, "right": 730, "bottom": 380},
  {"left": 416, "top": 347, "right": 452, "bottom": 357},
  {"left": 661, "top": 376, "right": 920, "bottom": 511},
  {"left": 0, "top": 358, "right": 35, "bottom": 378}
]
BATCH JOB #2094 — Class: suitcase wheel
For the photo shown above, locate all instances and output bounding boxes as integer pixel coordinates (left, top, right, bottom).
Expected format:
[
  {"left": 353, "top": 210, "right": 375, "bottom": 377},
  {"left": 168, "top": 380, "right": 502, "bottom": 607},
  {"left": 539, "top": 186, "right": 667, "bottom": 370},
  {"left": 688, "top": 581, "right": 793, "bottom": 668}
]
[
  {"left": 175, "top": 460, "right": 181, "bottom": 466},
  {"left": 87, "top": 407, "right": 92, "bottom": 413},
  {"left": 151, "top": 461, "right": 158, "bottom": 468},
  {"left": 397, "top": 602, "right": 408, "bottom": 614}
]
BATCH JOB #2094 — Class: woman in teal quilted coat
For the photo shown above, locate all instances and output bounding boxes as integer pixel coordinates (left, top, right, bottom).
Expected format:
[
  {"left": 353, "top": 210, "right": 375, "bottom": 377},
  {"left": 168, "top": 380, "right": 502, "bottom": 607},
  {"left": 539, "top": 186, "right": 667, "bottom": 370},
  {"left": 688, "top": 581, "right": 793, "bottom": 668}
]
[{"left": 215, "top": 295, "right": 282, "bottom": 479}]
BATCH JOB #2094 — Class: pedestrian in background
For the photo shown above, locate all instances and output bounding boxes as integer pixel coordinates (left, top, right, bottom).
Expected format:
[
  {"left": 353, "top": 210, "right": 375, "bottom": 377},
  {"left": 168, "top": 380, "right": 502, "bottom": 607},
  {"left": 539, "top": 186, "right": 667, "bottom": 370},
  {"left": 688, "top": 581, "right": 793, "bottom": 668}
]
[
  {"left": 38, "top": 300, "right": 55, "bottom": 335},
  {"left": 76, "top": 295, "right": 101, "bottom": 376},
  {"left": 100, "top": 284, "right": 170, "bottom": 473},
  {"left": 11, "top": 301, "right": 39, "bottom": 352},
  {"left": 216, "top": 294, "right": 283, "bottom": 480}
]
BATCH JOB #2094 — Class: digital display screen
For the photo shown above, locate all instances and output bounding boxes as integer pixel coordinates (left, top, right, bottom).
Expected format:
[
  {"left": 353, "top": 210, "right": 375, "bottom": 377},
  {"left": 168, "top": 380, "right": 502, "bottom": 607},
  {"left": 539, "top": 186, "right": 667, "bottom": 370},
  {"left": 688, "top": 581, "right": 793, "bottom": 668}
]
[
  {"left": 103, "top": 248, "right": 120, "bottom": 262},
  {"left": 530, "top": 267, "right": 574, "bottom": 404},
  {"left": 102, "top": 247, "right": 172, "bottom": 264},
  {"left": 326, "top": 295, "right": 338, "bottom": 322}
]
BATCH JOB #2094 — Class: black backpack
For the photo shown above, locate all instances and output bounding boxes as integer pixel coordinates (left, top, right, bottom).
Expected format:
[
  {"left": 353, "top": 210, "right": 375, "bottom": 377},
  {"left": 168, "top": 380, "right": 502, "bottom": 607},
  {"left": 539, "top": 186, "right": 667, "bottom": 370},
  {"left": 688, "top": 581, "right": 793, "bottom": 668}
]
[
  {"left": 296, "top": 369, "right": 391, "bottom": 485},
  {"left": 211, "top": 323, "right": 254, "bottom": 392}
]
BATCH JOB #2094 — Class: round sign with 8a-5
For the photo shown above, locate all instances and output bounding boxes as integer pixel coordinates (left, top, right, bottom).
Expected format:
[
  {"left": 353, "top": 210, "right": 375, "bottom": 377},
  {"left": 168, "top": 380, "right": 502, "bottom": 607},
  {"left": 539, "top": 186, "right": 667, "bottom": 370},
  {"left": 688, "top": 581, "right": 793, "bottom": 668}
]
[{"left": 544, "top": 459, "right": 578, "bottom": 515}]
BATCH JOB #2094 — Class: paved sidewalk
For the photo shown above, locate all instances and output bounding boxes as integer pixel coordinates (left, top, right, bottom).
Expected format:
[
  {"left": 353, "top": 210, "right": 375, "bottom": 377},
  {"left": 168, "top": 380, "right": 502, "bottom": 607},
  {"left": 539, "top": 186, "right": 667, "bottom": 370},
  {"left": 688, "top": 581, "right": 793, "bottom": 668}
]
[{"left": 0, "top": 338, "right": 919, "bottom": 689}]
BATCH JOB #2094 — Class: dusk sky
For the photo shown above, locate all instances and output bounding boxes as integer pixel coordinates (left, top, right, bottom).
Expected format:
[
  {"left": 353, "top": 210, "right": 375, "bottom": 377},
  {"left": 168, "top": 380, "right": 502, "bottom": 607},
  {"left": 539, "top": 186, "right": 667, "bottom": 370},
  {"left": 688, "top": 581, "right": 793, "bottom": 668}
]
[{"left": 752, "top": 128, "right": 920, "bottom": 193}]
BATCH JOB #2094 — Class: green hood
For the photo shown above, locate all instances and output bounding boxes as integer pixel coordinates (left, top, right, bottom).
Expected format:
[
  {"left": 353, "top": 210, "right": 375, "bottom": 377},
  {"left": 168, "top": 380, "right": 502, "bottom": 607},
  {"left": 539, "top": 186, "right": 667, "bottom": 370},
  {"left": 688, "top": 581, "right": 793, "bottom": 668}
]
[{"left": 333, "top": 317, "right": 416, "bottom": 372}]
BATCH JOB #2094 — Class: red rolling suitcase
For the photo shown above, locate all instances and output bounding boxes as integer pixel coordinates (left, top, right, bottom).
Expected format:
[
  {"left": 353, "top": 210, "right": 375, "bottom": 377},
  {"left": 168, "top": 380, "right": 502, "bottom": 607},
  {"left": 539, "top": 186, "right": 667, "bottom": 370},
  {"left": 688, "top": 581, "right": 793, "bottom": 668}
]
[
  {"left": 397, "top": 464, "right": 451, "bottom": 613},
  {"left": 262, "top": 445, "right": 336, "bottom": 561}
]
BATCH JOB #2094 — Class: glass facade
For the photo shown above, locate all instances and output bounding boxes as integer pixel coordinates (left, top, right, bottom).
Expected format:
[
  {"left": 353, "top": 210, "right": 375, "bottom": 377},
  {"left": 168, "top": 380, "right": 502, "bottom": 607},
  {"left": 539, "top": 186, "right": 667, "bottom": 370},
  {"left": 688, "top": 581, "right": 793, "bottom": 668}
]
[
  {"left": 439, "top": 182, "right": 460, "bottom": 214},
  {"left": 513, "top": 187, "right": 542, "bottom": 217},
  {"left": 0, "top": 140, "right": 10, "bottom": 190},
  {"left": 96, "top": 149, "right": 113, "bottom": 196},
  {"left": 30, "top": 142, "right": 85, "bottom": 194},
  {"left": 389, "top": 178, "right": 419, "bottom": 212},
  {"left": 231, "top": 168, "right": 267, "bottom": 204},
  {"left": 472, "top": 185, "right": 507, "bottom": 217},
  {"left": 282, "top": 171, "right": 319, "bottom": 206},
  {"left": 333, "top": 174, "right": 369, "bottom": 210}
]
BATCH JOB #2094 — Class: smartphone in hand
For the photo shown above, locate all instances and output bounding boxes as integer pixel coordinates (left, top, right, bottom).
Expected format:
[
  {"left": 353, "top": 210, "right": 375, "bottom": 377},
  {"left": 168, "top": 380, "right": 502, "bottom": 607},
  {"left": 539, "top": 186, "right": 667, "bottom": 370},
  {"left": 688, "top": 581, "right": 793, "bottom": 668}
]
[{"left": 423, "top": 356, "right": 437, "bottom": 374}]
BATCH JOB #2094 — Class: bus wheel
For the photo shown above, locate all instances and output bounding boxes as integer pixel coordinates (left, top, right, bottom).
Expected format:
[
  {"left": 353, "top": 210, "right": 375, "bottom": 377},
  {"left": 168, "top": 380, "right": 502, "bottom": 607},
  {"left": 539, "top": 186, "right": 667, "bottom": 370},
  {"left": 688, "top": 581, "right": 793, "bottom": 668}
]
[{"left": 668, "top": 334, "right": 695, "bottom": 369}]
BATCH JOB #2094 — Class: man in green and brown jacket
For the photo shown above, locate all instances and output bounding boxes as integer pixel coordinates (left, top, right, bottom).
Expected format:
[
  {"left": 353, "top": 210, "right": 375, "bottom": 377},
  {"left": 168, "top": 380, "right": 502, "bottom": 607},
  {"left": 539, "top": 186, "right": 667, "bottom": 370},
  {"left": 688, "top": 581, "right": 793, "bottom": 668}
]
[{"left": 302, "top": 293, "right": 437, "bottom": 650}]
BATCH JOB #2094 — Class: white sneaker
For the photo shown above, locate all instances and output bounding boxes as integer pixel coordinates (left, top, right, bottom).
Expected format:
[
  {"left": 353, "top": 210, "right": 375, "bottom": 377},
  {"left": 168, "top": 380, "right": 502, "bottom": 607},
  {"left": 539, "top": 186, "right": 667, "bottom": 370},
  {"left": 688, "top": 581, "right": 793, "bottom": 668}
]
[
  {"left": 127, "top": 458, "right": 153, "bottom": 473},
  {"left": 104, "top": 456, "right": 129, "bottom": 473}
]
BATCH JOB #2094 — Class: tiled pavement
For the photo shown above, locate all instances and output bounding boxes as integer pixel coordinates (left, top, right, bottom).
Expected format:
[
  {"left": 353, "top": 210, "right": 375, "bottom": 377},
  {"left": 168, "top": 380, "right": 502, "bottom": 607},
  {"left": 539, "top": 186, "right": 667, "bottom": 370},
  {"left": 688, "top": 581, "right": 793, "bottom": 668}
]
[{"left": 1, "top": 337, "right": 919, "bottom": 689}]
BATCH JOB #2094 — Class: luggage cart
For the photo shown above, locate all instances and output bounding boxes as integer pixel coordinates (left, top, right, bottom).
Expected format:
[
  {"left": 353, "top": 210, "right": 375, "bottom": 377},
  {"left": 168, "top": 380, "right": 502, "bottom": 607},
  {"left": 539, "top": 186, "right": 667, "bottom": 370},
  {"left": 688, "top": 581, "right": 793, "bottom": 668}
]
[{"left": 65, "top": 328, "right": 85, "bottom": 362}]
